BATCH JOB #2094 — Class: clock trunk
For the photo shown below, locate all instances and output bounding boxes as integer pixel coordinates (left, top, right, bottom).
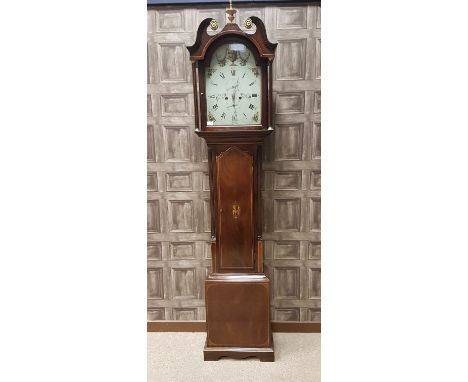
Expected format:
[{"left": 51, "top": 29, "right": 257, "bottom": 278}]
[{"left": 215, "top": 146, "right": 255, "bottom": 272}]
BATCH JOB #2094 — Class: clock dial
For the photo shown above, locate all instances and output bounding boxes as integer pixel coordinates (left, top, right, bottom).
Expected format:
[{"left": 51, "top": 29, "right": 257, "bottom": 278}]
[{"left": 205, "top": 43, "right": 261, "bottom": 126}]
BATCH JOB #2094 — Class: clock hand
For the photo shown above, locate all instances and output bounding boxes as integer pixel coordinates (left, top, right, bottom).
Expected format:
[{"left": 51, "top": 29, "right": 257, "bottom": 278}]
[
  {"left": 232, "top": 80, "right": 239, "bottom": 99},
  {"left": 227, "top": 79, "right": 240, "bottom": 91},
  {"left": 231, "top": 87, "right": 238, "bottom": 107},
  {"left": 228, "top": 91, "right": 238, "bottom": 118}
]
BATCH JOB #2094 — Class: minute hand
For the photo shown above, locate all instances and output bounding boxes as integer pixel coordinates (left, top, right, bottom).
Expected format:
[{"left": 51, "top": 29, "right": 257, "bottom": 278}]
[
  {"left": 232, "top": 81, "right": 239, "bottom": 104},
  {"left": 229, "top": 91, "right": 237, "bottom": 109}
]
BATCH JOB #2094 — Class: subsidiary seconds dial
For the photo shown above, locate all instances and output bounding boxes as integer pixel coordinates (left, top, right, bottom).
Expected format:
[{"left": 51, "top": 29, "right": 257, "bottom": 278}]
[{"left": 205, "top": 43, "right": 261, "bottom": 126}]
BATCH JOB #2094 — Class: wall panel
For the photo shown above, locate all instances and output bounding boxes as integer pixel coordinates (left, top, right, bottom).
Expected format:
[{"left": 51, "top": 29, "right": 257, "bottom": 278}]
[{"left": 148, "top": 3, "right": 320, "bottom": 322}]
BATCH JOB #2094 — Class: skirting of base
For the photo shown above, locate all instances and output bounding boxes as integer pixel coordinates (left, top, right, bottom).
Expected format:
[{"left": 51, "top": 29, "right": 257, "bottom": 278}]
[{"left": 203, "top": 338, "right": 275, "bottom": 362}]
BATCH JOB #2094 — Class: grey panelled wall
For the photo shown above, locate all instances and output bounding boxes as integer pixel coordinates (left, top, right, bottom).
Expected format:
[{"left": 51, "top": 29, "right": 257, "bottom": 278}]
[{"left": 147, "top": 4, "right": 320, "bottom": 322}]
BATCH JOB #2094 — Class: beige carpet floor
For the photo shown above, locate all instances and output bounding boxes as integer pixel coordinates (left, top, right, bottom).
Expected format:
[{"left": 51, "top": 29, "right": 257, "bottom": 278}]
[{"left": 148, "top": 332, "right": 320, "bottom": 382}]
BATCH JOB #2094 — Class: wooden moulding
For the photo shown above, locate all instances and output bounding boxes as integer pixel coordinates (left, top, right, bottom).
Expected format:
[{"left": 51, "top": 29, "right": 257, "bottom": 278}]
[
  {"left": 195, "top": 129, "right": 273, "bottom": 144},
  {"left": 147, "top": 321, "right": 321, "bottom": 333},
  {"left": 203, "top": 336, "right": 274, "bottom": 362}
]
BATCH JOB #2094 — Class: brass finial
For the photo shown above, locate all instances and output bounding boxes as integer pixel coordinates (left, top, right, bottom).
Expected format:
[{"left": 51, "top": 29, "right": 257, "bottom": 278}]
[
  {"left": 226, "top": 0, "right": 237, "bottom": 23},
  {"left": 244, "top": 18, "right": 252, "bottom": 29}
]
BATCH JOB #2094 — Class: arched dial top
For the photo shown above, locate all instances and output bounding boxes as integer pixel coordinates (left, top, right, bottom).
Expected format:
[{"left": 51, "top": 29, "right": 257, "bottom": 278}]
[{"left": 206, "top": 43, "right": 261, "bottom": 126}]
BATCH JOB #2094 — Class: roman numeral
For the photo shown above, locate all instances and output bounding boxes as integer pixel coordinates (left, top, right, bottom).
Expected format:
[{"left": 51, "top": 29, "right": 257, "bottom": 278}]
[
  {"left": 232, "top": 114, "right": 237, "bottom": 122},
  {"left": 212, "top": 104, "right": 218, "bottom": 110},
  {"left": 249, "top": 81, "right": 255, "bottom": 86},
  {"left": 219, "top": 72, "right": 225, "bottom": 79},
  {"left": 207, "top": 68, "right": 216, "bottom": 78},
  {"left": 249, "top": 104, "right": 255, "bottom": 110},
  {"left": 252, "top": 94, "right": 257, "bottom": 97},
  {"left": 242, "top": 72, "right": 246, "bottom": 78},
  {"left": 209, "top": 95, "right": 216, "bottom": 98},
  {"left": 221, "top": 112, "right": 226, "bottom": 119},
  {"left": 231, "top": 70, "right": 236, "bottom": 76}
]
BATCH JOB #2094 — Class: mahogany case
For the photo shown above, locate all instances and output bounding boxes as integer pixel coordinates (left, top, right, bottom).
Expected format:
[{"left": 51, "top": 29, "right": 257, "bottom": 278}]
[{"left": 187, "top": 17, "right": 277, "bottom": 362}]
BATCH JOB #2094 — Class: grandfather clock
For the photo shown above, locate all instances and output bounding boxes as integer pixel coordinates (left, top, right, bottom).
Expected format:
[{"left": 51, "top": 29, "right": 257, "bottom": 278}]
[{"left": 187, "top": 10, "right": 277, "bottom": 362}]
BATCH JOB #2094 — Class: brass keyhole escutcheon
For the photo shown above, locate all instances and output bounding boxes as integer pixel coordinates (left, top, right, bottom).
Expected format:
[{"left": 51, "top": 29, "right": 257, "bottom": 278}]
[{"left": 232, "top": 203, "right": 240, "bottom": 219}]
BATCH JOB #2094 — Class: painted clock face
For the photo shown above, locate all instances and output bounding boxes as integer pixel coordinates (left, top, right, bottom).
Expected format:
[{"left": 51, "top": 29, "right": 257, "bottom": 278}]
[{"left": 205, "top": 43, "right": 261, "bottom": 126}]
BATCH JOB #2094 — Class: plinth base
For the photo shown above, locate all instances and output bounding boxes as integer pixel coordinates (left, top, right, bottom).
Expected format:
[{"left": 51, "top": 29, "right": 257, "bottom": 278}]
[{"left": 203, "top": 337, "right": 274, "bottom": 362}]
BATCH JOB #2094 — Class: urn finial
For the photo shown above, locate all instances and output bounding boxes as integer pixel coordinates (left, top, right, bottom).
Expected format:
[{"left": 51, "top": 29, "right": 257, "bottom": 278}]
[{"left": 226, "top": 0, "right": 237, "bottom": 23}]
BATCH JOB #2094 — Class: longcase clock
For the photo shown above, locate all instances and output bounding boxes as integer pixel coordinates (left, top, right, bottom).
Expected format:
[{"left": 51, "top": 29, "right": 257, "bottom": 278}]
[{"left": 187, "top": 13, "right": 277, "bottom": 362}]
